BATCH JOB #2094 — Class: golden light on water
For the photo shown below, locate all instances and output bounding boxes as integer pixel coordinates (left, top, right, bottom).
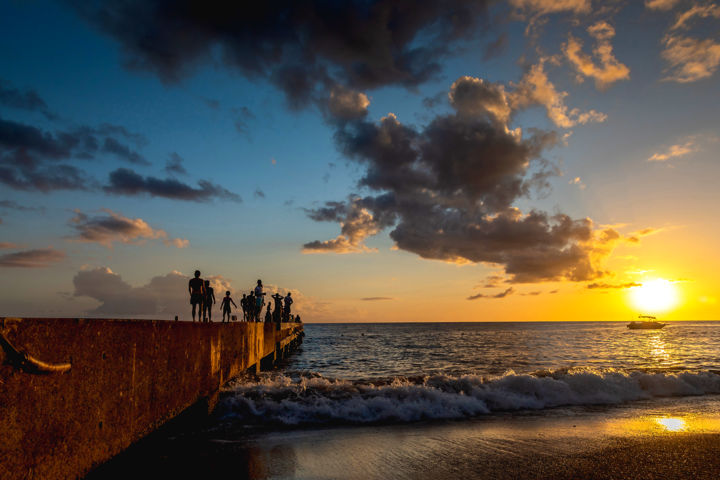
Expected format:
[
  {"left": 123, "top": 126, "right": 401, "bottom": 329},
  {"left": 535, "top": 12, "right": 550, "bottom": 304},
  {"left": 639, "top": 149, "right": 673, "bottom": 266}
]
[
  {"left": 630, "top": 279, "right": 678, "bottom": 313},
  {"left": 656, "top": 417, "right": 687, "bottom": 432}
]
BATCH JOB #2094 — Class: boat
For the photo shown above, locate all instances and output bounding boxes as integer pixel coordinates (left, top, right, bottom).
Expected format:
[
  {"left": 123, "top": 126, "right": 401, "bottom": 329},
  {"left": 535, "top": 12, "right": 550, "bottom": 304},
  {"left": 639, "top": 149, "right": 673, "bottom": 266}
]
[{"left": 627, "top": 315, "right": 665, "bottom": 329}]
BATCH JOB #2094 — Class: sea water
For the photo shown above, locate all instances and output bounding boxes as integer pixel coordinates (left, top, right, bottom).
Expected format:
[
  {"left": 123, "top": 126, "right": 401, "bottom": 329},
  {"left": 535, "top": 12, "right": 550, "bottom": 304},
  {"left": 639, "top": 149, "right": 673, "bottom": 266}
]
[{"left": 216, "top": 322, "right": 720, "bottom": 426}]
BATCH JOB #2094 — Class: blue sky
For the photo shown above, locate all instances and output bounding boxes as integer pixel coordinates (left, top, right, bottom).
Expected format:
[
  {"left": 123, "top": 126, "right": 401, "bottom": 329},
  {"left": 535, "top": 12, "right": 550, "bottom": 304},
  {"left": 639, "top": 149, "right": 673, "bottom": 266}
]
[{"left": 2, "top": 0, "right": 720, "bottom": 321}]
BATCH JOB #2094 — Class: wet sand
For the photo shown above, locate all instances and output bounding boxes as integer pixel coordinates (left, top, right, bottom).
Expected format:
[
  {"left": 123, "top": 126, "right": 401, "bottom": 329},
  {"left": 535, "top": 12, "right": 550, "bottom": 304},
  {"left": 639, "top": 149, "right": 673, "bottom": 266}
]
[{"left": 88, "top": 396, "right": 720, "bottom": 479}]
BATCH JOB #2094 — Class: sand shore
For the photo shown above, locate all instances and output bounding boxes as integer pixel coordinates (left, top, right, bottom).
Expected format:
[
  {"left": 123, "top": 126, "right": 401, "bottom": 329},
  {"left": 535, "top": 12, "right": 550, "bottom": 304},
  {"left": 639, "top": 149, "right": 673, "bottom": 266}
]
[{"left": 88, "top": 396, "right": 720, "bottom": 479}]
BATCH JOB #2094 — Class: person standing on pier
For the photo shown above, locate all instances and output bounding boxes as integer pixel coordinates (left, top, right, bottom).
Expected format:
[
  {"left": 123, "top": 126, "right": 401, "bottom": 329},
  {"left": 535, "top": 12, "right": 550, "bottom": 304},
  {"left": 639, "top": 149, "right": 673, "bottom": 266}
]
[
  {"left": 283, "top": 292, "right": 293, "bottom": 322},
  {"left": 254, "top": 279, "right": 265, "bottom": 322},
  {"left": 265, "top": 302, "right": 272, "bottom": 323},
  {"left": 203, "top": 280, "right": 215, "bottom": 322},
  {"left": 188, "top": 270, "right": 205, "bottom": 322},
  {"left": 241, "top": 293, "right": 248, "bottom": 321},
  {"left": 247, "top": 291, "right": 256, "bottom": 321},
  {"left": 271, "top": 293, "right": 283, "bottom": 323},
  {"left": 220, "top": 291, "right": 237, "bottom": 323}
]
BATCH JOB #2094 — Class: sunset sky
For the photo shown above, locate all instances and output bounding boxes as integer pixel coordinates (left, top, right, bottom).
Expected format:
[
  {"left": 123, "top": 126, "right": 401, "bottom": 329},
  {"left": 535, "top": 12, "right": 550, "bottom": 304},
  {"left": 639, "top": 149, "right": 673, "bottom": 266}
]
[{"left": 1, "top": 0, "right": 719, "bottom": 322}]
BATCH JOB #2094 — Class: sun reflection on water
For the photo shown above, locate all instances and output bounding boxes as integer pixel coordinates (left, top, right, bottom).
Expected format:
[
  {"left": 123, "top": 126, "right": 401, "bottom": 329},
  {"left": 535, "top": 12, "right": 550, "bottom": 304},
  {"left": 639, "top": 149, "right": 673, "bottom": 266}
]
[{"left": 656, "top": 417, "right": 687, "bottom": 432}]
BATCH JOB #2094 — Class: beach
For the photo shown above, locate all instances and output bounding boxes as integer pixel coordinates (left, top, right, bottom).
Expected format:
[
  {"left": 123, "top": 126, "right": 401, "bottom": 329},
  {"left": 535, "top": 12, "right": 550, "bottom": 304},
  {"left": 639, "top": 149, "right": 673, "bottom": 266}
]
[{"left": 89, "top": 394, "right": 720, "bottom": 479}]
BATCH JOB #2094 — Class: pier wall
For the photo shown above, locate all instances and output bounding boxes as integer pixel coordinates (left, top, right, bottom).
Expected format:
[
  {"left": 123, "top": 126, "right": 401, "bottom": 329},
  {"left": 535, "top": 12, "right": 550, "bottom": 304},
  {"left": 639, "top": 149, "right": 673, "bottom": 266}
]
[{"left": 0, "top": 318, "right": 303, "bottom": 480}]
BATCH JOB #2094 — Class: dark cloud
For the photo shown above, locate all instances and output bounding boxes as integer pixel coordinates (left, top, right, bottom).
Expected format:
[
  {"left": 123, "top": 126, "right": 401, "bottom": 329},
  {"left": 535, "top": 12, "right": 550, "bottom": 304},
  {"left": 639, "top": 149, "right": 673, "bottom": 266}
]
[
  {"left": 102, "top": 137, "right": 149, "bottom": 165},
  {"left": 361, "top": 297, "right": 394, "bottom": 301},
  {"left": 422, "top": 92, "right": 447, "bottom": 109},
  {"left": 587, "top": 282, "right": 641, "bottom": 289},
  {"left": 68, "top": 209, "right": 188, "bottom": 248},
  {"left": 0, "top": 199, "right": 45, "bottom": 213},
  {"left": 68, "top": 0, "right": 493, "bottom": 106},
  {"left": 467, "top": 287, "right": 514, "bottom": 300},
  {"left": 305, "top": 76, "right": 622, "bottom": 282},
  {"left": 483, "top": 32, "right": 508, "bottom": 60},
  {"left": 254, "top": 189, "right": 265, "bottom": 199},
  {"left": 0, "top": 116, "right": 146, "bottom": 192},
  {"left": 0, "top": 248, "right": 65, "bottom": 268},
  {"left": 233, "top": 106, "right": 255, "bottom": 137},
  {"left": 104, "top": 168, "right": 241, "bottom": 202},
  {"left": 164, "top": 152, "right": 187, "bottom": 175},
  {"left": 0, "top": 78, "right": 56, "bottom": 120}
]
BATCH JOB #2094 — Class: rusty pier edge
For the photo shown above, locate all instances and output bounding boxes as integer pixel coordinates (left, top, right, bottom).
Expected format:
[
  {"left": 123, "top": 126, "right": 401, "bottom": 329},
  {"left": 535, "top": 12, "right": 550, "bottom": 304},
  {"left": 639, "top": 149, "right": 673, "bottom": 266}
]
[{"left": 0, "top": 317, "right": 304, "bottom": 480}]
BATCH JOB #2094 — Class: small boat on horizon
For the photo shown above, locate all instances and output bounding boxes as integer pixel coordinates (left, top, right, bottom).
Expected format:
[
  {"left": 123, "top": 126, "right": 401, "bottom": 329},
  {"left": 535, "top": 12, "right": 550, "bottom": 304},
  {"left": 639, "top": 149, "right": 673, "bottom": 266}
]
[{"left": 627, "top": 315, "right": 665, "bottom": 330}]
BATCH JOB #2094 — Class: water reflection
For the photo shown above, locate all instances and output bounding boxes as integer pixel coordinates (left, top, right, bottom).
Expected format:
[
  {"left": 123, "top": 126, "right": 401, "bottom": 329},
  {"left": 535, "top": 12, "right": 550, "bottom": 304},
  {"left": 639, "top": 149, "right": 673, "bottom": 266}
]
[{"left": 656, "top": 417, "right": 686, "bottom": 432}]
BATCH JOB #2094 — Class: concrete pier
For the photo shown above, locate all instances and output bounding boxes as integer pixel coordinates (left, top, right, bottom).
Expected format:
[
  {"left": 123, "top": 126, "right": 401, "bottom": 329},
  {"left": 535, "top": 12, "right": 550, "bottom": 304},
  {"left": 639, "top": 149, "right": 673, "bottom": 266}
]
[{"left": 0, "top": 317, "right": 304, "bottom": 480}]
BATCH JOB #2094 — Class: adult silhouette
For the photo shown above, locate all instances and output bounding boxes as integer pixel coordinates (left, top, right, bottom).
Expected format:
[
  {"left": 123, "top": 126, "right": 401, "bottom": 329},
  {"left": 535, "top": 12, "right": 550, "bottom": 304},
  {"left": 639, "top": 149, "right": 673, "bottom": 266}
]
[{"left": 188, "top": 270, "right": 205, "bottom": 322}]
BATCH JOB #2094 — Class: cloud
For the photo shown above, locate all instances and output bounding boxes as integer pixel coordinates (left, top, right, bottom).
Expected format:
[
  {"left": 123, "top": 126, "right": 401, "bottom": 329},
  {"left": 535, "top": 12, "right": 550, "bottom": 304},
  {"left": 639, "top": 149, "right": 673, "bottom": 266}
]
[
  {"left": 661, "top": 35, "right": 720, "bottom": 83},
  {"left": 509, "top": 62, "right": 607, "bottom": 128},
  {"left": 202, "top": 98, "right": 220, "bottom": 110},
  {"left": 645, "top": 0, "right": 681, "bottom": 10},
  {"left": 483, "top": 33, "right": 509, "bottom": 60},
  {"left": 303, "top": 198, "right": 382, "bottom": 253},
  {"left": 648, "top": 140, "right": 697, "bottom": 161},
  {"left": 670, "top": 3, "right": 720, "bottom": 31},
  {"left": 361, "top": 297, "right": 394, "bottom": 301},
  {"left": 326, "top": 85, "right": 370, "bottom": 121},
  {"left": 0, "top": 199, "right": 44, "bottom": 212},
  {"left": 254, "top": 189, "right": 266, "bottom": 199},
  {"left": 0, "top": 242, "right": 20, "bottom": 249},
  {"left": 69, "top": 1, "right": 493, "bottom": 108},
  {"left": 467, "top": 287, "right": 515, "bottom": 300},
  {"left": 0, "top": 248, "right": 65, "bottom": 268},
  {"left": 233, "top": 106, "right": 255, "bottom": 138},
  {"left": 509, "top": 0, "right": 591, "bottom": 17},
  {"left": 587, "top": 282, "right": 641, "bottom": 289},
  {"left": 563, "top": 22, "right": 630, "bottom": 89},
  {"left": 102, "top": 137, "right": 149, "bottom": 165},
  {"left": 0, "top": 78, "right": 55, "bottom": 120},
  {"left": 104, "top": 168, "right": 241, "bottom": 202},
  {"left": 0, "top": 116, "right": 146, "bottom": 192},
  {"left": 304, "top": 78, "right": 625, "bottom": 283},
  {"left": 68, "top": 208, "right": 188, "bottom": 248},
  {"left": 165, "top": 152, "right": 187, "bottom": 175},
  {"left": 569, "top": 176, "right": 586, "bottom": 189},
  {"left": 449, "top": 76, "right": 512, "bottom": 126}
]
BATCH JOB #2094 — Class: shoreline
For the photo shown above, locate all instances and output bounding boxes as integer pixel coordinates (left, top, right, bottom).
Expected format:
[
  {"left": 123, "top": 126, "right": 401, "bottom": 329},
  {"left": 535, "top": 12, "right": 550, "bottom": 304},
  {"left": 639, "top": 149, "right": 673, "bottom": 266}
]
[{"left": 88, "top": 395, "right": 720, "bottom": 479}]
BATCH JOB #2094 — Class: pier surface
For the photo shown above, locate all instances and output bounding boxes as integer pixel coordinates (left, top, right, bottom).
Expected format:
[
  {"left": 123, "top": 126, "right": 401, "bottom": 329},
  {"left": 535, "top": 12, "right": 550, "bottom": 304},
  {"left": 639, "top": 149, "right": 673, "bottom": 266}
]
[{"left": 0, "top": 317, "right": 303, "bottom": 480}]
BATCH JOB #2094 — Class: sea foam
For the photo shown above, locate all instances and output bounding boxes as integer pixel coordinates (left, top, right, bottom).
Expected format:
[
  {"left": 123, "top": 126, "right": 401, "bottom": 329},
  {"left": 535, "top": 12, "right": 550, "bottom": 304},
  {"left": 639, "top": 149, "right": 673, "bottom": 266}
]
[{"left": 217, "top": 369, "right": 720, "bottom": 426}]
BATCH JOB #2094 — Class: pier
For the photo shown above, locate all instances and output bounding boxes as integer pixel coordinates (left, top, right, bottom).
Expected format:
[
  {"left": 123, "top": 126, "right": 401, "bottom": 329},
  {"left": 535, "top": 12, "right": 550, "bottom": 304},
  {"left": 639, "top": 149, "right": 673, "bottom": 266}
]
[{"left": 0, "top": 317, "right": 304, "bottom": 480}]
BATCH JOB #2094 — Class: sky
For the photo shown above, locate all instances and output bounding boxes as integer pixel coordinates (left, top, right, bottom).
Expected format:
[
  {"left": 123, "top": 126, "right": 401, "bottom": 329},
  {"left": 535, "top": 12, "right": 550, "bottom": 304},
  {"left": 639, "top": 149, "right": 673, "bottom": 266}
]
[{"left": 1, "top": 0, "right": 719, "bottom": 322}]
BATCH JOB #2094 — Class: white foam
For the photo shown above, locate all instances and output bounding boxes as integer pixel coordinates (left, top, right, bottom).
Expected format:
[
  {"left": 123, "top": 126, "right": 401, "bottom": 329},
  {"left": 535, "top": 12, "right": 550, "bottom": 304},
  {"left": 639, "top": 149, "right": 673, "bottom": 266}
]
[{"left": 217, "top": 370, "right": 720, "bottom": 425}]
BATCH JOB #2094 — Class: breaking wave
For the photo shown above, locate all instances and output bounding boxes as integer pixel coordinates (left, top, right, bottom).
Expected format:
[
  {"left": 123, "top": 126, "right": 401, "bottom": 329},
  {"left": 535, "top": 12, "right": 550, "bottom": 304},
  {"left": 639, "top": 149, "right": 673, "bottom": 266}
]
[{"left": 216, "top": 369, "right": 720, "bottom": 426}]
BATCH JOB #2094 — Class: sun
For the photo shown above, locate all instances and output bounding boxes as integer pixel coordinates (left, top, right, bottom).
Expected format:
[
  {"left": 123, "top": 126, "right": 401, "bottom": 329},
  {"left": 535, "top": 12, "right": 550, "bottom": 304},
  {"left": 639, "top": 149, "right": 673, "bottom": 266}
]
[{"left": 630, "top": 279, "right": 678, "bottom": 313}]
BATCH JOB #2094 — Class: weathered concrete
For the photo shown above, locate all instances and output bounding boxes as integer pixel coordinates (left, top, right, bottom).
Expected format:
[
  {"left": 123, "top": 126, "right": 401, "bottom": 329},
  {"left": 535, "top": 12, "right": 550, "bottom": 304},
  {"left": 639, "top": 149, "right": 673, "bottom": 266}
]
[{"left": 0, "top": 317, "right": 303, "bottom": 480}]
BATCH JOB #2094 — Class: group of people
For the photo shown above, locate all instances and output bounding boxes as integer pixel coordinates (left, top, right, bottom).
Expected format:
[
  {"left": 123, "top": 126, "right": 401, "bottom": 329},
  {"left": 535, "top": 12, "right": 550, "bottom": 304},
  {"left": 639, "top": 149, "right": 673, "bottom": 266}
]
[{"left": 188, "top": 270, "right": 299, "bottom": 323}]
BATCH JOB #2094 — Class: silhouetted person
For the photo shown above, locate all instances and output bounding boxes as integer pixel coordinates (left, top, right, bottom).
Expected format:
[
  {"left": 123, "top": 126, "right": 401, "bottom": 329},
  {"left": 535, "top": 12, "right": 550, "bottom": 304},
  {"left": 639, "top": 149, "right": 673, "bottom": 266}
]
[
  {"left": 283, "top": 292, "right": 293, "bottom": 322},
  {"left": 295, "top": 315, "right": 302, "bottom": 323},
  {"left": 271, "top": 293, "right": 283, "bottom": 323},
  {"left": 203, "top": 280, "right": 215, "bottom": 322},
  {"left": 241, "top": 294, "right": 248, "bottom": 321},
  {"left": 254, "top": 279, "right": 265, "bottom": 321},
  {"left": 220, "top": 291, "right": 237, "bottom": 323},
  {"left": 188, "top": 270, "right": 205, "bottom": 322},
  {"left": 265, "top": 302, "right": 272, "bottom": 323},
  {"left": 248, "top": 291, "right": 256, "bottom": 321}
]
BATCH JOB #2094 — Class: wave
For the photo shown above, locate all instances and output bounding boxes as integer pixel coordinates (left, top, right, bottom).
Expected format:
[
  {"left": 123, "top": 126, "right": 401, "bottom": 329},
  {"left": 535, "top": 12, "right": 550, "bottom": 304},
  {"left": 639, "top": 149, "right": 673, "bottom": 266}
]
[{"left": 216, "top": 369, "right": 720, "bottom": 426}]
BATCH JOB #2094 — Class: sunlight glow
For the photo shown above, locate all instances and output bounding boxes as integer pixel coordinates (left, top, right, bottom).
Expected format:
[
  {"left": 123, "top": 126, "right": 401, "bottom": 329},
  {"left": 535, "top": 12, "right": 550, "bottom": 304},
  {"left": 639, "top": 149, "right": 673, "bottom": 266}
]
[
  {"left": 656, "top": 417, "right": 686, "bottom": 432},
  {"left": 630, "top": 279, "right": 678, "bottom": 313}
]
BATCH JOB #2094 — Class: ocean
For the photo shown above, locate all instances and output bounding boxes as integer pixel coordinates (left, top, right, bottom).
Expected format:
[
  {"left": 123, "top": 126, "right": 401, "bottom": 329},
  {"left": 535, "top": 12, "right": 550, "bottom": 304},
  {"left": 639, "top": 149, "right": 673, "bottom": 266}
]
[
  {"left": 92, "top": 322, "right": 720, "bottom": 479},
  {"left": 217, "top": 321, "right": 720, "bottom": 426}
]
